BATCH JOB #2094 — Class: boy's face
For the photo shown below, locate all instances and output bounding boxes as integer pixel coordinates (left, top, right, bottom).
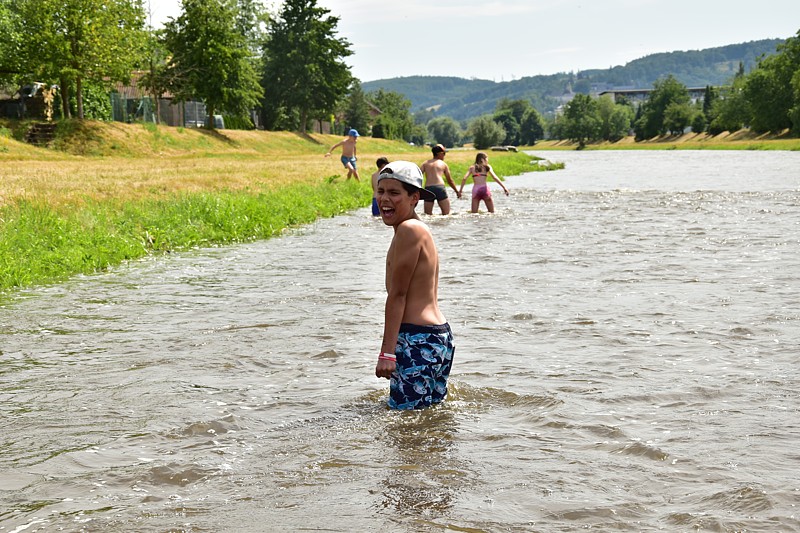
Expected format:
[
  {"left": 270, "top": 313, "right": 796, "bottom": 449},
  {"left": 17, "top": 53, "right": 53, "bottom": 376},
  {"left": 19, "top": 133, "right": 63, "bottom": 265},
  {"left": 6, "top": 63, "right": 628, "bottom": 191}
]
[{"left": 376, "top": 178, "right": 418, "bottom": 226}]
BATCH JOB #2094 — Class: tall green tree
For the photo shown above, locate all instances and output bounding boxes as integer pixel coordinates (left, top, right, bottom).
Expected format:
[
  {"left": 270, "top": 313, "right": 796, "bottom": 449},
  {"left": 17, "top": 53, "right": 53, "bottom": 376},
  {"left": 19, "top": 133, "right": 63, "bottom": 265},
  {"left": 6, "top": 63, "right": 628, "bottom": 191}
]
[
  {"left": 634, "top": 75, "right": 690, "bottom": 140},
  {"left": 493, "top": 108, "right": 521, "bottom": 145},
  {"left": 663, "top": 101, "right": 694, "bottom": 134},
  {"left": 261, "top": 0, "right": 352, "bottom": 132},
  {"left": 709, "top": 76, "right": 751, "bottom": 134},
  {"left": 0, "top": 0, "right": 22, "bottom": 87},
  {"left": 563, "top": 93, "right": 600, "bottom": 148},
  {"left": 493, "top": 98, "right": 534, "bottom": 146},
  {"left": 139, "top": 20, "right": 171, "bottom": 124},
  {"left": 597, "top": 95, "right": 633, "bottom": 142},
  {"left": 702, "top": 85, "right": 718, "bottom": 121},
  {"left": 743, "top": 31, "right": 800, "bottom": 133},
  {"left": 14, "top": 0, "right": 147, "bottom": 119},
  {"left": 342, "top": 79, "right": 371, "bottom": 135},
  {"left": 467, "top": 115, "right": 505, "bottom": 150},
  {"left": 164, "top": 0, "right": 263, "bottom": 129},
  {"left": 691, "top": 110, "right": 707, "bottom": 133},
  {"left": 519, "top": 107, "right": 545, "bottom": 145},
  {"left": 427, "top": 116, "right": 461, "bottom": 148},
  {"left": 502, "top": 99, "right": 533, "bottom": 124},
  {"left": 547, "top": 113, "right": 567, "bottom": 141},
  {"left": 368, "top": 89, "right": 414, "bottom": 140},
  {"left": 235, "top": 0, "right": 269, "bottom": 55}
]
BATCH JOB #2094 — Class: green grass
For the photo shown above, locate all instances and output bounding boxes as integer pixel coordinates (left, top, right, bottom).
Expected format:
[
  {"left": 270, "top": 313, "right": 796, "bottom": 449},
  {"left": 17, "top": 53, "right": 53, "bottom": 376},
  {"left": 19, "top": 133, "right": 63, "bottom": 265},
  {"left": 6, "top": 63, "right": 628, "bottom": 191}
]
[
  {"left": 0, "top": 152, "right": 556, "bottom": 293},
  {"left": 0, "top": 119, "right": 561, "bottom": 294},
  {"left": 0, "top": 179, "right": 371, "bottom": 292}
]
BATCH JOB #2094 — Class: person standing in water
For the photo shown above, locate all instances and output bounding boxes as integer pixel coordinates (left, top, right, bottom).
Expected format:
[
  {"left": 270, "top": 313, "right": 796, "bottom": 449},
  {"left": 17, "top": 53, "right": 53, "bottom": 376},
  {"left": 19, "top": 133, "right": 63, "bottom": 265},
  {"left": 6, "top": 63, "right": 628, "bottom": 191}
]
[
  {"left": 374, "top": 160, "right": 456, "bottom": 410},
  {"left": 370, "top": 157, "right": 390, "bottom": 216},
  {"left": 420, "top": 144, "right": 460, "bottom": 215},
  {"left": 458, "top": 152, "right": 509, "bottom": 213},
  {"left": 325, "top": 129, "right": 361, "bottom": 181}
]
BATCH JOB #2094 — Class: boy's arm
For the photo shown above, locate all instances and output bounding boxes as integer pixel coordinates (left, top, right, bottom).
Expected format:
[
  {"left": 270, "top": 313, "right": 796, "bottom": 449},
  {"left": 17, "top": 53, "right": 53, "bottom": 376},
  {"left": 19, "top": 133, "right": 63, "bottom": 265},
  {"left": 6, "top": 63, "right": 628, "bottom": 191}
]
[
  {"left": 325, "top": 140, "right": 344, "bottom": 156},
  {"left": 376, "top": 224, "right": 423, "bottom": 379},
  {"left": 443, "top": 164, "right": 460, "bottom": 197}
]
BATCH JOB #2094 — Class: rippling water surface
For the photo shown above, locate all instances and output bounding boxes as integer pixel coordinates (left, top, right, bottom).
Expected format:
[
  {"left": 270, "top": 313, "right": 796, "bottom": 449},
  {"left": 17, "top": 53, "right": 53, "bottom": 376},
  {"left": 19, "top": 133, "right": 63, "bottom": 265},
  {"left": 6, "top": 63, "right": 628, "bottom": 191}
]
[{"left": 2, "top": 150, "right": 799, "bottom": 532}]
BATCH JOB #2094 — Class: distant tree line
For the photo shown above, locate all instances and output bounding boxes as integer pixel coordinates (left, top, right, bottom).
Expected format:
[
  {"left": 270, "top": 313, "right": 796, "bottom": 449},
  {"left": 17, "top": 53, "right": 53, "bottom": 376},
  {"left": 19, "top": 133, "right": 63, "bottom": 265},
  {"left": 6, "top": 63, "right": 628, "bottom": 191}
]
[
  {"left": 361, "top": 40, "right": 783, "bottom": 124},
  {"left": 548, "top": 30, "right": 800, "bottom": 146},
  {"left": 338, "top": 86, "right": 546, "bottom": 149},
  {"left": 4, "top": 1, "right": 794, "bottom": 145}
]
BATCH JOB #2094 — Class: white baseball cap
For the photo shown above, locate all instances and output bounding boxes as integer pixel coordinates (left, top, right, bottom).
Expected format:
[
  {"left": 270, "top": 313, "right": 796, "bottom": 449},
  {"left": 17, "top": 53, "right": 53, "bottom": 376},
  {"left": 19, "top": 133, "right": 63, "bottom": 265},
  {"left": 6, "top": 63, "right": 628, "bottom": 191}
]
[{"left": 377, "top": 161, "right": 436, "bottom": 201}]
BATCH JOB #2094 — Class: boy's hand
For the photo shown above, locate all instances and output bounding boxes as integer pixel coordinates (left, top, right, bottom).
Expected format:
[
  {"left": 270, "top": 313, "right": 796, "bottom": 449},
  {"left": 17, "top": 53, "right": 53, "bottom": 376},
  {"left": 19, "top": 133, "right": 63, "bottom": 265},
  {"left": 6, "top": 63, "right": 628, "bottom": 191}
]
[{"left": 375, "top": 359, "right": 395, "bottom": 379}]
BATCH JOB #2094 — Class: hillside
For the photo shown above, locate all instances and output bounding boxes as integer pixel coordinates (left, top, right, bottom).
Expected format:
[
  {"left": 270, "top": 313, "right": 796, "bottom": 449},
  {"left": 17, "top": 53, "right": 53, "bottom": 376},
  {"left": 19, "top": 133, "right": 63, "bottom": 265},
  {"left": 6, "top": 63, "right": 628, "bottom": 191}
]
[{"left": 362, "top": 39, "right": 784, "bottom": 122}]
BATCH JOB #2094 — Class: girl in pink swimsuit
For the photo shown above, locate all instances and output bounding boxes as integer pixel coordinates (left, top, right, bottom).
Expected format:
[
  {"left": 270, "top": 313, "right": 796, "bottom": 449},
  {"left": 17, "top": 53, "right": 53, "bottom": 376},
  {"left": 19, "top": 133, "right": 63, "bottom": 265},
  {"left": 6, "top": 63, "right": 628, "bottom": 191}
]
[{"left": 458, "top": 152, "right": 509, "bottom": 213}]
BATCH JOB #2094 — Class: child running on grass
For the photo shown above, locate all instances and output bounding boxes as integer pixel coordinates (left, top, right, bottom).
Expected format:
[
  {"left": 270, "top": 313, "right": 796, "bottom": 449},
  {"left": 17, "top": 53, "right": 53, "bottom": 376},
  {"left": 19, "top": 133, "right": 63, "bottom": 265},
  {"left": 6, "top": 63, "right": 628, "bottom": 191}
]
[{"left": 325, "top": 129, "right": 361, "bottom": 181}]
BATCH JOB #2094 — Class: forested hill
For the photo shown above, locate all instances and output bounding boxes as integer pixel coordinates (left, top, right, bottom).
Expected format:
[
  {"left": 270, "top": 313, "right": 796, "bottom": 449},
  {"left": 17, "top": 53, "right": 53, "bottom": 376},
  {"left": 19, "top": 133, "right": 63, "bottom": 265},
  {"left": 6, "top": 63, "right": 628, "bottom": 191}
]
[{"left": 362, "top": 39, "right": 784, "bottom": 122}]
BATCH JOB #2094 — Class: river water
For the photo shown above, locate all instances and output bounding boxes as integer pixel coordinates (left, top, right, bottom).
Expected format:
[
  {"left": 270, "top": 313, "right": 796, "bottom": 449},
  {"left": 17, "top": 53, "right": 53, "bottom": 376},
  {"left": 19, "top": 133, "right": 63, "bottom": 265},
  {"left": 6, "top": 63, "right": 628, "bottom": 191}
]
[{"left": 2, "top": 150, "right": 799, "bottom": 532}]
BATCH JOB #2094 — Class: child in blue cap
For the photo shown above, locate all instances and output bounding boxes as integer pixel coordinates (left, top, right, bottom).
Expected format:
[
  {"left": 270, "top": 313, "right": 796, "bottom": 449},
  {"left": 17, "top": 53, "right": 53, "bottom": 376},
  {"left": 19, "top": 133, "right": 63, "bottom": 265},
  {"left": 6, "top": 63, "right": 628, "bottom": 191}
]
[{"left": 325, "top": 129, "right": 361, "bottom": 181}]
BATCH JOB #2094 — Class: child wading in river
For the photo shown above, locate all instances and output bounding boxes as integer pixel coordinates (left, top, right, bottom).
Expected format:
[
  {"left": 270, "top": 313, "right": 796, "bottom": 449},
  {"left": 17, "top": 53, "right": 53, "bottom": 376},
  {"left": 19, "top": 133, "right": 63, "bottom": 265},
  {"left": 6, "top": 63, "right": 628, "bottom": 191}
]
[
  {"left": 374, "top": 161, "right": 455, "bottom": 409},
  {"left": 458, "top": 152, "right": 509, "bottom": 213}
]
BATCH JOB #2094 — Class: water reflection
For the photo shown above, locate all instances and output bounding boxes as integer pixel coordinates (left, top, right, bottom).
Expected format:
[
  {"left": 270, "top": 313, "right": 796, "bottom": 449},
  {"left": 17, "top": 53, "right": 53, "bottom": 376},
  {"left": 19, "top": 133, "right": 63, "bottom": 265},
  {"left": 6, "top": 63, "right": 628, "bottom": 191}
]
[{"left": 379, "top": 406, "right": 464, "bottom": 520}]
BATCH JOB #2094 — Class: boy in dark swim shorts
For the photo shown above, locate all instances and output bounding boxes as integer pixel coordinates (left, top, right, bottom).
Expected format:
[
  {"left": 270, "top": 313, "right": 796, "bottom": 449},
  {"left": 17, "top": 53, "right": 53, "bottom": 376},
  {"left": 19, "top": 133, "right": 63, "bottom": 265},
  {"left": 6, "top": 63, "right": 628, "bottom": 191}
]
[
  {"left": 374, "top": 161, "right": 455, "bottom": 410},
  {"left": 420, "top": 144, "right": 460, "bottom": 215},
  {"left": 389, "top": 323, "right": 455, "bottom": 409}
]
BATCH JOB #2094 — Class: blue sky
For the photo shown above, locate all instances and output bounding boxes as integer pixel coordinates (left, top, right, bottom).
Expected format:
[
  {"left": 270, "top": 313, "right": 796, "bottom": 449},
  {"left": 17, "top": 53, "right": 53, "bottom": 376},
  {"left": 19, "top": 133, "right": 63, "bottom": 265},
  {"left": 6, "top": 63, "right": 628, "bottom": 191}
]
[{"left": 148, "top": 0, "right": 800, "bottom": 83}]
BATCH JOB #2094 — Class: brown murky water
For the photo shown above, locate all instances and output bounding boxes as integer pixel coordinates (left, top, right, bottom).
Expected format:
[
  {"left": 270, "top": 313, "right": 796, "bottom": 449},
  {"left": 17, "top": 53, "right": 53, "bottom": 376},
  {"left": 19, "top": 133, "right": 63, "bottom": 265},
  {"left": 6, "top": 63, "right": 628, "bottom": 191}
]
[{"left": 2, "top": 150, "right": 799, "bottom": 532}]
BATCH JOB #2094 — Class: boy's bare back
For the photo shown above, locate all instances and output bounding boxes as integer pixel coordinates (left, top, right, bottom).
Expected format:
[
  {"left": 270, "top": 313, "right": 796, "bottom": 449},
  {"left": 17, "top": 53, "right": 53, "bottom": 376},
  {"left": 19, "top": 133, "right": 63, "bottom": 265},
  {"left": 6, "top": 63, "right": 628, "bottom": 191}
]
[{"left": 421, "top": 158, "right": 448, "bottom": 187}]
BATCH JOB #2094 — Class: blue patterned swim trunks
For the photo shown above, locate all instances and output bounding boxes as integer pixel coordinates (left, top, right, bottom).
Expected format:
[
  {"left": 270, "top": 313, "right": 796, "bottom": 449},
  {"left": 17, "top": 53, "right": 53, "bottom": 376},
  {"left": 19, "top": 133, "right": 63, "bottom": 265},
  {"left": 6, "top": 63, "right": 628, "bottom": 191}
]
[{"left": 388, "top": 323, "right": 455, "bottom": 410}]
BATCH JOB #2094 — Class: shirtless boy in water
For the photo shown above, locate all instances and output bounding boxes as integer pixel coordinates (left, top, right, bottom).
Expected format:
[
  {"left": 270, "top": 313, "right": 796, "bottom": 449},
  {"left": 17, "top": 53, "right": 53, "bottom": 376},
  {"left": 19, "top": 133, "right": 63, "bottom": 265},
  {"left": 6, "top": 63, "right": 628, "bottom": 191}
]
[
  {"left": 420, "top": 144, "right": 460, "bottom": 215},
  {"left": 325, "top": 129, "right": 361, "bottom": 181},
  {"left": 374, "top": 161, "right": 456, "bottom": 410}
]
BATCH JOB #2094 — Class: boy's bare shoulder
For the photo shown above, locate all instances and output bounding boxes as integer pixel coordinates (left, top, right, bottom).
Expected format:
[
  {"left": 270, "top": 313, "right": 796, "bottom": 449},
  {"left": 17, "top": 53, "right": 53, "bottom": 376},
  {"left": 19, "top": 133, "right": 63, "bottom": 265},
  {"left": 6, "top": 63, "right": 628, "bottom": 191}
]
[{"left": 396, "top": 218, "right": 431, "bottom": 239}]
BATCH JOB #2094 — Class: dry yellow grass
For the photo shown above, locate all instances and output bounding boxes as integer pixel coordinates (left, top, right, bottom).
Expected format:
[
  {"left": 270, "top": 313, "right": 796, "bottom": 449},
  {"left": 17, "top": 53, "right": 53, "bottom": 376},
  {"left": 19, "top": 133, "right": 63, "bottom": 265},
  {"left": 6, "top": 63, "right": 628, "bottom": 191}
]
[
  {"left": 1, "top": 121, "right": 541, "bottom": 291},
  {"left": 0, "top": 122, "right": 495, "bottom": 207}
]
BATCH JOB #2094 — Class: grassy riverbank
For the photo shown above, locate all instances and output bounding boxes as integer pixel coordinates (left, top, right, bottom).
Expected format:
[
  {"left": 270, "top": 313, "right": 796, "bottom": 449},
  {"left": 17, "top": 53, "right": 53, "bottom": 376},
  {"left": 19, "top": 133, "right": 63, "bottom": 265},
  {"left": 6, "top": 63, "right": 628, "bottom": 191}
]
[
  {"left": 529, "top": 129, "right": 800, "bottom": 151},
  {"left": 0, "top": 120, "right": 559, "bottom": 292}
]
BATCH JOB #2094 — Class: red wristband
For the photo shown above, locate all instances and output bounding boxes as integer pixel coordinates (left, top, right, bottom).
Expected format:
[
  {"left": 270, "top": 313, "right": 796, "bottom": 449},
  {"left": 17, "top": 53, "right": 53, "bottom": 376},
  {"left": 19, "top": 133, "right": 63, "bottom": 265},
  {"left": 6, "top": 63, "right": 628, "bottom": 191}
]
[{"left": 378, "top": 352, "right": 396, "bottom": 361}]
